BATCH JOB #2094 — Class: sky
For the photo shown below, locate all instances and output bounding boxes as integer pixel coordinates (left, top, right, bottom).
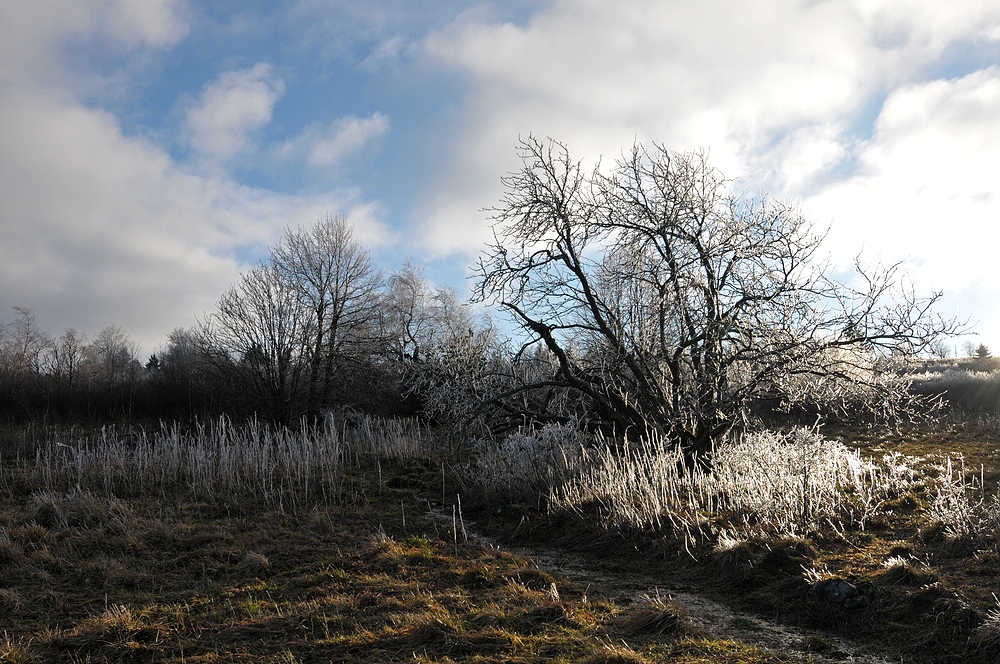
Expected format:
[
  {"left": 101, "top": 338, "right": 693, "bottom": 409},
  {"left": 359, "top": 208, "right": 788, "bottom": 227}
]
[{"left": 2, "top": 0, "right": 1000, "bottom": 358}]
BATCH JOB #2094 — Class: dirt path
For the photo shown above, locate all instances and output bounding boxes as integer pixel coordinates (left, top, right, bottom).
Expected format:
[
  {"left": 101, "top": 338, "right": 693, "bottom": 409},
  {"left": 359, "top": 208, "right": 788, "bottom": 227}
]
[
  {"left": 433, "top": 509, "right": 895, "bottom": 663},
  {"left": 525, "top": 544, "right": 893, "bottom": 663}
]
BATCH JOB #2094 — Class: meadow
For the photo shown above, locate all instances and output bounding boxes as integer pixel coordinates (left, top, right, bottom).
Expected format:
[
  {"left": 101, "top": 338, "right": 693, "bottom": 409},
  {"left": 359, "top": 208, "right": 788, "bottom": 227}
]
[{"left": 2, "top": 412, "right": 1000, "bottom": 662}]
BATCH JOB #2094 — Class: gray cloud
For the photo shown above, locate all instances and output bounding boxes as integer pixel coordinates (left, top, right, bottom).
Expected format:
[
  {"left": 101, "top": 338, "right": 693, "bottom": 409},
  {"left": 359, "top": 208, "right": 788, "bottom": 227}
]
[{"left": 0, "top": 3, "right": 390, "bottom": 354}]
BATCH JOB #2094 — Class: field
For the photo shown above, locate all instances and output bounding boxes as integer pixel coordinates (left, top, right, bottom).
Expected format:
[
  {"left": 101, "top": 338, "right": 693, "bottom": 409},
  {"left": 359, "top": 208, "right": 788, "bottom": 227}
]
[{"left": 2, "top": 417, "right": 1000, "bottom": 663}]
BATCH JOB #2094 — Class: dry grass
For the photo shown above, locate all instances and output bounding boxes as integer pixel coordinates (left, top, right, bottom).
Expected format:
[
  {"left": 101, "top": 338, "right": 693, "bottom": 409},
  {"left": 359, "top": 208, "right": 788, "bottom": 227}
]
[
  {"left": 9, "top": 416, "right": 1000, "bottom": 662},
  {"left": 541, "top": 428, "right": 923, "bottom": 545},
  {"left": 25, "top": 416, "right": 429, "bottom": 514},
  {"left": 0, "top": 419, "right": 798, "bottom": 664}
]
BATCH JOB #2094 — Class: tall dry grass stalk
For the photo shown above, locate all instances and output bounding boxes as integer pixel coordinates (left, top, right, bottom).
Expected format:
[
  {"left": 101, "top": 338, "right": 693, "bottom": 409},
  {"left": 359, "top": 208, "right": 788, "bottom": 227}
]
[
  {"left": 337, "top": 413, "right": 431, "bottom": 464},
  {"left": 928, "top": 455, "right": 1000, "bottom": 541},
  {"left": 32, "top": 416, "right": 428, "bottom": 512},
  {"left": 470, "top": 426, "right": 926, "bottom": 545},
  {"left": 550, "top": 429, "right": 923, "bottom": 542}
]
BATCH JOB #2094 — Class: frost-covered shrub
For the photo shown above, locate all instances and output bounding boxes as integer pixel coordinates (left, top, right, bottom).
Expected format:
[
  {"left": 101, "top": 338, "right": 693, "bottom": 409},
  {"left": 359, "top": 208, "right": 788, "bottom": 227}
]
[
  {"left": 465, "top": 424, "right": 929, "bottom": 545},
  {"left": 546, "top": 428, "right": 923, "bottom": 544},
  {"left": 710, "top": 429, "right": 903, "bottom": 531},
  {"left": 927, "top": 456, "right": 1000, "bottom": 541},
  {"left": 463, "top": 423, "right": 591, "bottom": 503},
  {"left": 549, "top": 436, "right": 708, "bottom": 536},
  {"left": 911, "top": 368, "right": 1000, "bottom": 414}
]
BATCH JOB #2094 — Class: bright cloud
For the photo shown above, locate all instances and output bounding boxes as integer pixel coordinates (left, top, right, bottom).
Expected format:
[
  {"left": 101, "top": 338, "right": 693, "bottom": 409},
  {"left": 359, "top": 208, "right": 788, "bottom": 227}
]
[
  {"left": 0, "top": 0, "right": 187, "bottom": 84},
  {"left": 184, "top": 63, "right": 285, "bottom": 161},
  {"left": 4, "top": 1, "right": 1000, "bottom": 351},
  {"left": 280, "top": 112, "right": 391, "bottom": 168},
  {"left": 417, "top": 0, "right": 1000, "bottom": 256},
  {"left": 804, "top": 67, "right": 1000, "bottom": 289},
  {"left": 417, "top": 0, "right": 879, "bottom": 253}
]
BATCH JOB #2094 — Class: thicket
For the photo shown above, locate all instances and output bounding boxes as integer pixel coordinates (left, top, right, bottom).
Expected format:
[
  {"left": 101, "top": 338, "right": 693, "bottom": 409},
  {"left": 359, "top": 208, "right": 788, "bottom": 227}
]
[
  {"left": 910, "top": 359, "right": 1000, "bottom": 415},
  {"left": 0, "top": 218, "right": 495, "bottom": 430}
]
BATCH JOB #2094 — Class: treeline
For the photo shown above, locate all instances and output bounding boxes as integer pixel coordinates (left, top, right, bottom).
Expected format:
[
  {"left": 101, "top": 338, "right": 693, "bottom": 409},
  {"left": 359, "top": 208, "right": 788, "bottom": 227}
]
[
  {"left": 0, "top": 216, "right": 500, "bottom": 427},
  {"left": 0, "top": 310, "right": 151, "bottom": 423},
  {"left": 3, "top": 141, "right": 964, "bottom": 447}
]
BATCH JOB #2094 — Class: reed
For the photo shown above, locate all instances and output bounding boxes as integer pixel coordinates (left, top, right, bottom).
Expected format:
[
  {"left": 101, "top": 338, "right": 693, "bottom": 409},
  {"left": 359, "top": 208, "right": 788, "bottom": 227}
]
[
  {"left": 31, "top": 416, "right": 428, "bottom": 512},
  {"left": 472, "top": 426, "right": 930, "bottom": 545}
]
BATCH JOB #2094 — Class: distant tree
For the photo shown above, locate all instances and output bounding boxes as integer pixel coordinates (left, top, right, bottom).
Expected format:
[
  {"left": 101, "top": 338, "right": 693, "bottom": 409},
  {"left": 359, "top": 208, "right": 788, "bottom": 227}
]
[
  {"left": 381, "top": 262, "right": 511, "bottom": 427},
  {"left": 201, "top": 264, "right": 308, "bottom": 421},
  {"left": 477, "top": 138, "right": 962, "bottom": 458},
  {"left": 1, "top": 307, "right": 50, "bottom": 378},
  {"left": 46, "top": 328, "right": 87, "bottom": 390},
  {"left": 930, "top": 339, "right": 952, "bottom": 359},
  {"left": 976, "top": 343, "right": 991, "bottom": 360},
  {"left": 85, "top": 325, "right": 141, "bottom": 418},
  {"left": 962, "top": 340, "right": 978, "bottom": 357},
  {"left": 200, "top": 216, "right": 386, "bottom": 420},
  {"left": 270, "top": 215, "right": 384, "bottom": 415},
  {"left": 89, "top": 325, "right": 140, "bottom": 387},
  {"left": 384, "top": 261, "right": 471, "bottom": 364},
  {"left": 407, "top": 321, "right": 510, "bottom": 442},
  {"left": 151, "top": 328, "right": 217, "bottom": 420},
  {"left": 0, "top": 308, "right": 51, "bottom": 418}
]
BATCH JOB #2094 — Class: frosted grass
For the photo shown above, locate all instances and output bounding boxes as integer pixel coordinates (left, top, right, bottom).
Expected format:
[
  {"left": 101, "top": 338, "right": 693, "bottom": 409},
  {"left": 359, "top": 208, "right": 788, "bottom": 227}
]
[
  {"left": 32, "top": 416, "right": 428, "bottom": 512},
  {"left": 469, "top": 426, "right": 928, "bottom": 544}
]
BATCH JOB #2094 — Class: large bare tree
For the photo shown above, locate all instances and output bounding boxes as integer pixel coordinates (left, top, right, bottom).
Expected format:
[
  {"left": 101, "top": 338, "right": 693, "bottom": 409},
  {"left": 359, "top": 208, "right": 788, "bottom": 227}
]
[
  {"left": 477, "top": 138, "right": 961, "bottom": 457},
  {"left": 203, "top": 264, "right": 308, "bottom": 420},
  {"left": 201, "top": 216, "right": 384, "bottom": 419},
  {"left": 271, "top": 215, "right": 383, "bottom": 414}
]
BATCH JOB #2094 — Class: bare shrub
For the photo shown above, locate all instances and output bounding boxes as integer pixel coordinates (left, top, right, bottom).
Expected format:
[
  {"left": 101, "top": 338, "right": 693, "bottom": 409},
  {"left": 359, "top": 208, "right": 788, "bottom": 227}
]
[
  {"left": 926, "top": 456, "right": 1000, "bottom": 542},
  {"left": 463, "top": 423, "right": 591, "bottom": 504},
  {"left": 29, "top": 490, "right": 129, "bottom": 532},
  {"left": 236, "top": 551, "right": 271, "bottom": 578},
  {"left": 911, "top": 367, "right": 1000, "bottom": 414},
  {"left": 617, "top": 593, "right": 688, "bottom": 637}
]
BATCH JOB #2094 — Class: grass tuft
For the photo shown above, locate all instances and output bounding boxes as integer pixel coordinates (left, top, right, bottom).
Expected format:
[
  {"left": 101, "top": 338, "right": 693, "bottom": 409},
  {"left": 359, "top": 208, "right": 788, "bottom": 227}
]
[
  {"left": 617, "top": 594, "right": 688, "bottom": 637},
  {"left": 580, "top": 640, "right": 651, "bottom": 664}
]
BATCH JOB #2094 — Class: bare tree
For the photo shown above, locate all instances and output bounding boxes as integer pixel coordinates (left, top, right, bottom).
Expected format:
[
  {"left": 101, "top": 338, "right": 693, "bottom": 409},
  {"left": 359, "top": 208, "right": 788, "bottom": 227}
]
[
  {"left": 930, "top": 339, "right": 952, "bottom": 360},
  {"left": 477, "top": 138, "right": 961, "bottom": 457},
  {"left": 81, "top": 325, "right": 141, "bottom": 418},
  {"left": 271, "top": 215, "right": 383, "bottom": 414},
  {"left": 384, "top": 261, "right": 471, "bottom": 363},
  {"left": 1, "top": 307, "right": 51, "bottom": 377},
  {"left": 88, "top": 325, "right": 140, "bottom": 387},
  {"left": 382, "top": 262, "right": 510, "bottom": 436},
  {"left": 46, "top": 328, "right": 87, "bottom": 389},
  {"left": 201, "top": 264, "right": 308, "bottom": 420}
]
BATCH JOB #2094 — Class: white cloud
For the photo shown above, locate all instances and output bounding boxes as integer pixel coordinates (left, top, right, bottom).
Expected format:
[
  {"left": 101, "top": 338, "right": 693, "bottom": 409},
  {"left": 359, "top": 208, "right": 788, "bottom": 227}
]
[
  {"left": 417, "top": 0, "right": 881, "bottom": 255},
  {"left": 803, "top": 67, "right": 1000, "bottom": 291},
  {"left": 0, "top": 0, "right": 187, "bottom": 85},
  {"left": 184, "top": 63, "right": 285, "bottom": 161},
  {"left": 280, "top": 112, "right": 391, "bottom": 168},
  {"left": 415, "top": 0, "right": 1000, "bottom": 258},
  {"left": 0, "top": 85, "right": 385, "bottom": 352}
]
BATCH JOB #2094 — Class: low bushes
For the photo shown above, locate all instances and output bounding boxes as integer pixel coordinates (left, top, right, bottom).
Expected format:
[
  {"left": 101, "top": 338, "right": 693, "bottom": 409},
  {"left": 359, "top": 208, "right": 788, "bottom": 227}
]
[
  {"left": 466, "top": 425, "right": 965, "bottom": 548},
  {"left": 911, "top": 368, "right": 1000, "bottom": 414}
]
